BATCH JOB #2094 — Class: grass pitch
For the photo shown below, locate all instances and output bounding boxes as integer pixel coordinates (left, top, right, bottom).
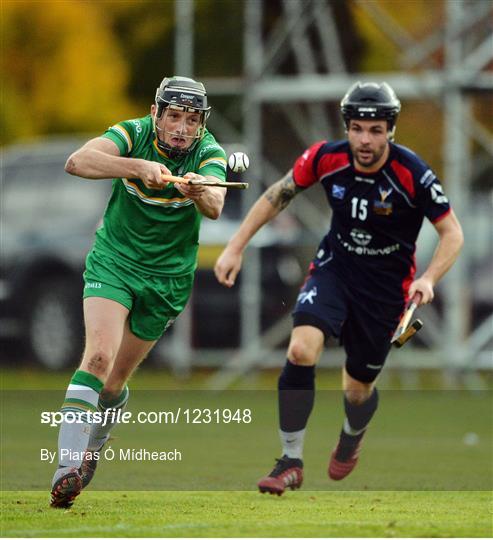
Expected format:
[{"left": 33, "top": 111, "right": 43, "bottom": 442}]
[
  {"left": 1, "top": 368, "right": 492, "bottom": 537},
  {"left": 1, "top": 490, "right": 492, "bottom": 537}
]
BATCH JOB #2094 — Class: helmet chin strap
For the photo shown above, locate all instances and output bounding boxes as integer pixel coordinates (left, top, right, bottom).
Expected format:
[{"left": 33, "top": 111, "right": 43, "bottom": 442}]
[{"left": 387, "top": 125, "right": 397, "bottom": 142}]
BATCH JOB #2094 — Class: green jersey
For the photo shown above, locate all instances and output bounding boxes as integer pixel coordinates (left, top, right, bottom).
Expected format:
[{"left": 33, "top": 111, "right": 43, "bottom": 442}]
[{"left": 94, "top": 114, "right": 227, "bottom": 276}]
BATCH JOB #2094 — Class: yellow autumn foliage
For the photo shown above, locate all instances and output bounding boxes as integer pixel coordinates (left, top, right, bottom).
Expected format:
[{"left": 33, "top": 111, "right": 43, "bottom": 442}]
[
  {"left": 351, "top": 0, "right": 444, "bottom": 72},
  {"left": 1, "top": 0, "right": 138, "bottom": 143}
]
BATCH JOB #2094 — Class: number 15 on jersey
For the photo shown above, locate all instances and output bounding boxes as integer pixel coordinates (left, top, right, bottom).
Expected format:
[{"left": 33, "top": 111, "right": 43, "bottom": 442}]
[{"left": 351, "top": 197, "right": 368, "bottom": 221}]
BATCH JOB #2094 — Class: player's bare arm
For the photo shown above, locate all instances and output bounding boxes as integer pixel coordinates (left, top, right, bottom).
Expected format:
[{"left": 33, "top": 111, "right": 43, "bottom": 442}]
[
  {"left": 264, "top": 170, "right": 305, "bottom": 211},
  {"left": 215, "top": 170, "right": 304, "bottom": 287},
  {"left": 65, "top": 137, "right": 171, "bottom": 189},
  {"left": 175, "top": 173, "right": 225, "bottom": 220},
  {"left": 408, "top": 210, "right": 464, "bottom": 304}
]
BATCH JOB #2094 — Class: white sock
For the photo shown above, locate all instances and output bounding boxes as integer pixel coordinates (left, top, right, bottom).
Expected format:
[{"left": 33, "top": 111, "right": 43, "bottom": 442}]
[
  {"left": 87, "top": 386, "right": 129, "bottom": 451},
  {"left": 279, "top": 428, "right": 306, "bottom": 459},
  {"left": 57, "top": 384, "right": 100, "bottom": 469}
]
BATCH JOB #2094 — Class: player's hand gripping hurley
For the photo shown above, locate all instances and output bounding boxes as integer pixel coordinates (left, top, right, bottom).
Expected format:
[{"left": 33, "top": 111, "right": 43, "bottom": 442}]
[
  {"left": 162, "top": 174, "right": 249, "bottom": 189},
  {"left": 391, "top": 292, "right": 423, "bottom": 348}
]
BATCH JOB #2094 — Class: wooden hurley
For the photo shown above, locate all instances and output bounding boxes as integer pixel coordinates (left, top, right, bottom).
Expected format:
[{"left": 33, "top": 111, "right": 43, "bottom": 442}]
[
  {"left": 391, "top": 292, "right": 424, "bottom": 348},
  {"left": 162, "top": 174, "right": 249, "bottom": 189}
]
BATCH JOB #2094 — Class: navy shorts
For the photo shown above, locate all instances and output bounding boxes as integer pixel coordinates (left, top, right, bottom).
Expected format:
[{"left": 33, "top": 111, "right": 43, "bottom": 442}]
[{"left": 292, "top": 268, "right": 403, "bottom": 383}]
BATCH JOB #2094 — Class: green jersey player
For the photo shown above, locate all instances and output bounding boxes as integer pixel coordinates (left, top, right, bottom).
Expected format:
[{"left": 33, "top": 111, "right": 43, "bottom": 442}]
[{"left": 50, "top": 76, "right": 227, "bottom": 508}]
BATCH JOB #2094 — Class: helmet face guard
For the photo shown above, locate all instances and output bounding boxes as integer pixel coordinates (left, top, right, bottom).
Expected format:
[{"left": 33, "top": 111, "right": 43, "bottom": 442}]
[
  {"left": 340, "top": 82, "right": 401, "bottom": 139},
  {"left": 154, "top": 76, "right": 211, "bottom": 158}
]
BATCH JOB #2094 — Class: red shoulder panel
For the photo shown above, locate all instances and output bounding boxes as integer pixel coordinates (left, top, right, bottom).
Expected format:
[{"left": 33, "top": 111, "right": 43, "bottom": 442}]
[
  {"left": 391, "top": 160, "right": 415, "bottom": 198},
  {"left": 318, "top": 152, "right": 350, "bottom": 178},
  {"left": 293, "top": 141, "right": 326, "bottom": 187}
]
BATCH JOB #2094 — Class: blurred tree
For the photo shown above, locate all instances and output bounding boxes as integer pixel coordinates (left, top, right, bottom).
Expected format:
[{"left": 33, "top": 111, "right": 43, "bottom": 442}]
[
  {"left": 351, "top": 0, "right": 444, "bottom": 72},
  {"left": 106, "top": 0, "right": 175, "bottom": 111},
  {"left": 106, "top": 1, "right": 243, "bottom": 109},
  {"left": 350, "top": 0, "right": 446, "bottom": 176},
  {"left": 194, "top": 0, "right": 243, "bottom": 77},
  {"left": 1, "top": 0, "right": 137, "bottom": 143}
]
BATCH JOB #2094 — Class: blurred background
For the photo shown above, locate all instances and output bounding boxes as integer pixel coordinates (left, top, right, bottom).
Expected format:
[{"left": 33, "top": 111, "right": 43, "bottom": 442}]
[{"left": 1, "top": 0, "right": 492, "bottom": 388}]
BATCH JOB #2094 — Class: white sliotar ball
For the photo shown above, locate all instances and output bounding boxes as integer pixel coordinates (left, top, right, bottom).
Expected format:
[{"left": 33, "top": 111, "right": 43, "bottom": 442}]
[{"left": 228, "top": 152, "right": 250, "bottom": 173}]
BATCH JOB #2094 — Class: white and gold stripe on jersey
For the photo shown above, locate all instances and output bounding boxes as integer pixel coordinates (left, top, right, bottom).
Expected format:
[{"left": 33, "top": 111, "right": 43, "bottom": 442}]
[
  {"left": 122, "top": 178, "right": 194, "bottom": 208},
  {"left": 111, "top": 125, "right": 133, "bottom": 153},
  {"left": 198, "top": 156, "right": 227, "bottom": 170}
]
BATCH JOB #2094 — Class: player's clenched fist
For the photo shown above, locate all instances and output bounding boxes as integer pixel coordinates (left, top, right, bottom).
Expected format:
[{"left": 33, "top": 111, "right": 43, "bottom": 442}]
[
  {"left": 214, "top": 246, "right": 243, "bottom": 287},
  {"left": 139, "top": 160, "right": 171, "bottom": 189},
  {"left": 174, "top": 173, "right": 207, "bottom": 200},
  {"left": 407, "top": 276, "right": 434, "bottom": 304}
]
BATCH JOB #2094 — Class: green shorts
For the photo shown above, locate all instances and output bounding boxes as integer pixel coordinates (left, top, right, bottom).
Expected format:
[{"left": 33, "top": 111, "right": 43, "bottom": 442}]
[{"left": 83, "top": 249, "right": 194, "bottom": 341}]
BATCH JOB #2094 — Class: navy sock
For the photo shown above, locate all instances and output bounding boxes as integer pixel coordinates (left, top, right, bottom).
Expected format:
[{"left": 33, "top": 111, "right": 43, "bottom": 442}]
[
  {"left": 278, "top": 360, "right": 315, "bottom": 432},
  {"left": 335, "top": 389, "right": 379, "bottom": 460},
  {"left": 344, "top": 387, "right": 379, "bottom": 432}
]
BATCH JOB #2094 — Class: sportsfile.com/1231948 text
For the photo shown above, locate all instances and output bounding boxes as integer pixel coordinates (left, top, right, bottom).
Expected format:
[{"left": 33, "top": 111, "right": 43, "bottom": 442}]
[{"left": 40, "top": 408, "right": 253, "bottom": 427}]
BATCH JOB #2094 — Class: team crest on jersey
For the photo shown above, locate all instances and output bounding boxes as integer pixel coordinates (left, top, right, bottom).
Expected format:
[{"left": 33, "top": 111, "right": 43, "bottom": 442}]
[
  {"left": 373, "top": 186, "right": 393, "bottom": 215},
  {"left": 332, "top": 184, "right": 346, "bottom": 199}
]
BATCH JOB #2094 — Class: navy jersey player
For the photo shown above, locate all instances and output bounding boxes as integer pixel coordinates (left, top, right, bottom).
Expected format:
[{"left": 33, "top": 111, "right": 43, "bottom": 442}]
[{"left": 214, "top": 82, "right": 464, "bottom": 495}]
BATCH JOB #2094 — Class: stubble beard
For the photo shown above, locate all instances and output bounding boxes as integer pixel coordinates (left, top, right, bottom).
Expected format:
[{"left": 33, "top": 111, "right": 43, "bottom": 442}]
[{"left": 353, "top": 144, "right": 387, "bottom": 170}]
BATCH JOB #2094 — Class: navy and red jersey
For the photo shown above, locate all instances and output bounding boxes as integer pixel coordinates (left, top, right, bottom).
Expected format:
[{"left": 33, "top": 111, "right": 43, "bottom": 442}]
[{"left": 292, "top": 140, "right": 451, "bottom": 305}]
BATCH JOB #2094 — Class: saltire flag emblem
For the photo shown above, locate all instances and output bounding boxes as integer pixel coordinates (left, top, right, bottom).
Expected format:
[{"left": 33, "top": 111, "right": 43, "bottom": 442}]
[{"left": 332, "top": 184, "right": 346, "bottom": 199}]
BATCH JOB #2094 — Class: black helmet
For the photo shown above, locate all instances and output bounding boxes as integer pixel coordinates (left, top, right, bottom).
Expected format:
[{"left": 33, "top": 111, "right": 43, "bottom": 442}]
[
  {"left": 340, "top": 81, "right": 401, "bottom": 136},
  {"left": 154, "top": 76, "right": 211, "bottom": 157}
]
